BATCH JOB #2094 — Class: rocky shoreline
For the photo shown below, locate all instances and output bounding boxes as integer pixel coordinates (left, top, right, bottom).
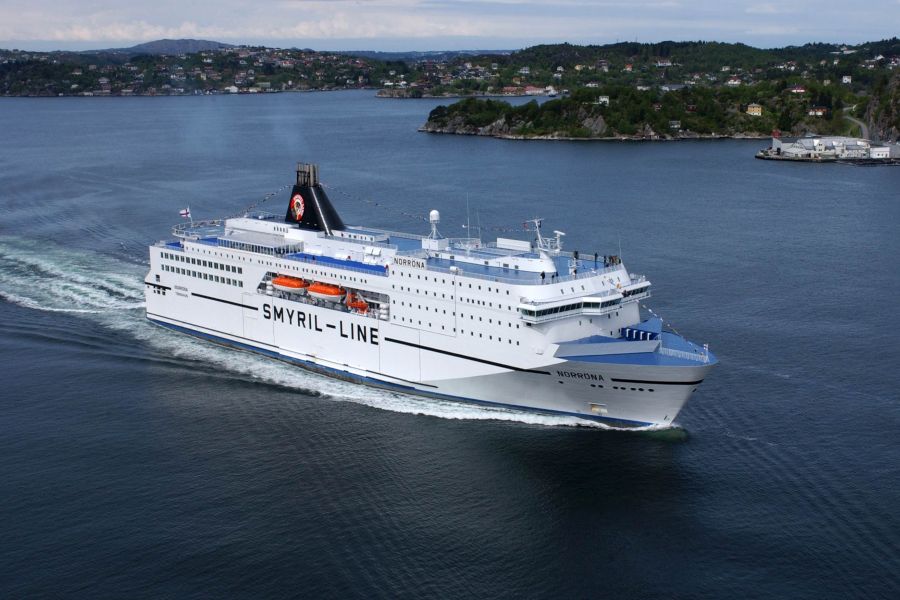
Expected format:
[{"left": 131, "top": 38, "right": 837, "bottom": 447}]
[{"left": 418, "top": 121, "right": 770, "bottom": 142}]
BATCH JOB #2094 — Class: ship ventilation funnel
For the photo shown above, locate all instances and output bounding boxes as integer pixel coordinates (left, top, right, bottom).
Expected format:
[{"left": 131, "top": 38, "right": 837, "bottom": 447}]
[{"left": 285, "top": 162, "right": 346, "bottom": 235}]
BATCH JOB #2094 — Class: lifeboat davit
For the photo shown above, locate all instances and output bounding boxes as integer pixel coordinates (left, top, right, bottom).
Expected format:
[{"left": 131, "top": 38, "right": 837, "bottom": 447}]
[
  {"left": 346, "top": 292, "right": 368, "bottom": 314},
  {"left": 272, "top": 275, "right": 309, "bottom": 294},
  {"left": 308, "top": 282, "right": 345, "bottom": 302}
]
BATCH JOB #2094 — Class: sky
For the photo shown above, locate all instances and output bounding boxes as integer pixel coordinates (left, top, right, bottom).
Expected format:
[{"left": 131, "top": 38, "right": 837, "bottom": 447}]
[{"left": 1, "top": 0, "right": 898, "bottom": 52}]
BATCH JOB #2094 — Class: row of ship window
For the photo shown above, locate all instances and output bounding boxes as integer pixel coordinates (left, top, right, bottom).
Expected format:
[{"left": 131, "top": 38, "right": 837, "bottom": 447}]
[
  {"left": 391, "top": 300, "right": 520, "bottom": 327},
  {"left": 520, "top": 298, "right": 621, "bottom": 318},
  {"left": 621, "top": 286, "right": 649, "bottom": 298},
  {"left": 161, "top": 252, "right": 244, "bottom": 274},
  {"left": 393, "top": 285, "right": 516, "bottom": 311},
  {"left": 193, "top": 246, "right": 274, "bottom": 266},
  {"left": 560, "top": 382, "right": 655, "bottom": 393},
  {"left": 404, "top": 270, "right": 594, "bottom": 298},
  {"left": 391, "top": 314, "right": 521, "bottom": 344},
  {"left": 161, "top": 264, "right": 244, "bottom": 287},
  {"left": 396, "top": 272, "right": 513, "bottom": 295},
  {"left": 392, "top": 276, "right": 605, "bottom": 312},
  {"left": 218, "top": 239, "right": 295, "bottom": 256},
  {"left": 165, "top": 250, "right": 375, "bottom": 289}
]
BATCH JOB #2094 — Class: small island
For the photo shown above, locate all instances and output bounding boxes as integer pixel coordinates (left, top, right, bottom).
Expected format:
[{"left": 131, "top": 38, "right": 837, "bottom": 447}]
[
  {"left": 422, "top": 92, "right": 764, "bottom": 140},
  {"left": 416, "top": 39, "right": 900, "bottom": 142},
  {"left": 421, "top": 78, "right": 898, "bottom": 141}
]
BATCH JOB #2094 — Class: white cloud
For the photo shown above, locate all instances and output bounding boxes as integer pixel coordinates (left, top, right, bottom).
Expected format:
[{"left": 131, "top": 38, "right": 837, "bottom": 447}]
[
  {"left": 744, "top": 25, "right": 801, "bottom": 36},
  {"left": 745, "top": 3, "right": 782, "bottom": 14},
  {"left": 41, "top": 21, "right": 233, "bottom": 42},
  {"left": 0, "top": 0, "right": 895, "bottom": 50}
]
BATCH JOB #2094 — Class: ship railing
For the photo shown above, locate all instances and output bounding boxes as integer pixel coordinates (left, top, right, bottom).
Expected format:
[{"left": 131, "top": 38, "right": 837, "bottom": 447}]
[
  {"left": 620, "top": 290, "right": 651, "bottom": 303},
  {"left": 402, "top": 250, "right": 429, "bottom": 259},
  {"left": 172, "top": 219, "right": 226, "bottom": 239},
  {"left": 427, "top": 264, "right": 619, "bottom": 285},
  {"left": 232, "top": 211, "right": 279, "bottom": 220},
  {"left": 551, "top": 264, "right": 623, "bottom": 284},
  {"left": 448, "top": 237, "right": 484, "bottom": 247},
  {"left": 529, "top": 287, "right": 623, "bottom": 305},
  {"left": 325, "top": 234, "right": 398, "bottom": 251},
  {"left": 376, "top": 229, "right": 427, "bottom": 241},
  {"left": 282, "top": 253, "right": 389, "bottom": 277},
  {"left": 218, "top": 238, "right": 303, "bottom": 256},
  {"left": 658, "top": 345, "right": 710, "bottom": 364},
  {"left": 421, "top": 262, "right": 622, "bottom": 286},
  {"left": 423, "top": 263, "right": 537, "bottom": 284}
]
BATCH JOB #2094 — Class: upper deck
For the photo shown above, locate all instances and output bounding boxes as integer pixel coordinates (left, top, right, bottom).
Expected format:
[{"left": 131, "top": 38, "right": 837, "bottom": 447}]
[
  {"left": 160, "top": 215, "right": 628, "bottom": 287},
  {"left": 158, "top": 161, "right": 638, "bottom": 290}
]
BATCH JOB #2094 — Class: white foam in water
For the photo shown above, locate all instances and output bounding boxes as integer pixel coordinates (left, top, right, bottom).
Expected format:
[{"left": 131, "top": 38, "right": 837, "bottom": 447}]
[
  {"left": 0, "top": 235, "right": 658, "bottom": 430},
  {"left": 0, "top": 236, "right": 147, "bottom": 313}
]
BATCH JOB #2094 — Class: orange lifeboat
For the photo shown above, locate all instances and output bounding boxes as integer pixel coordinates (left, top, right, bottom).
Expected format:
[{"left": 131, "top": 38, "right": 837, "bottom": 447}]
[
  {"left": 308, "top": 282, "right": 345, "bottom": 302},
  {"left": 272, "top": 275, "right": 309, "bottom": 294},
  {"left": 346, "top": 292, "right": 368, "bottom": 314}
]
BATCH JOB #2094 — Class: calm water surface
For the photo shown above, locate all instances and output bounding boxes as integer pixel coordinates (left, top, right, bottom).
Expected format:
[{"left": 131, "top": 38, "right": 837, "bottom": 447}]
[{"left": 1, "top": 91, "right": 899, "bottom": 598}]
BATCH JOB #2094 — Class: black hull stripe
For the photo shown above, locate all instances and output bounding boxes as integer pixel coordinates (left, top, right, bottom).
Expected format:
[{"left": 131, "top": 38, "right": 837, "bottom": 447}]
[
  {"left": 147, "top": 313, "right": 434, "bottom": 388},
  {"left": 384, "top": 337, "right": 550, "bottom": 375},
  {"left": 144, "top": 281, "right": 171, "bottom": 290},
  {"left": 612, "top": 378, "right": 704, "bottom": 386},
  {"left": 147, "top": 312, "right": 277, "bottom": 348},
  {"left": 191, "top": 292, "right": 257, "bottom": 310}
]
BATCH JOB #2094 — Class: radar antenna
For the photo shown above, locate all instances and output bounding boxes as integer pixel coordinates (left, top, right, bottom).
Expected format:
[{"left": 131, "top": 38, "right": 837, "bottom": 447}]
[
  {"left": 528, "top": 218, "right": 565, "bottom": 255},
  {"left": 428, "top": 209, "right": 442, "bottom": 239}
]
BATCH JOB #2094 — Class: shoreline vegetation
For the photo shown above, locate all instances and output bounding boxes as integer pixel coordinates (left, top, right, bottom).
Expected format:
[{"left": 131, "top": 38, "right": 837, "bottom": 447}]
[
  {"left": 397, "top": 38, "right": 899, "bottom": 143},
  {"left": 417, "top": 128, "right": 770, "bottom": 142},
  {"left": 420, "top": 90, "right": 856, "bottom": 141},
  {"left": 2, "top": 37, "right": 898, "bottom": 141},
  {"left": 419, "top": 89, "right": 788, "bottom": 141}
]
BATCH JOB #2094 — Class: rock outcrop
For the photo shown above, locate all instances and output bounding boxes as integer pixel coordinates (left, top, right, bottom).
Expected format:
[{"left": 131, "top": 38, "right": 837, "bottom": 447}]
[{"left": 864, "top": 72, "right": 900, "bottom": 142}]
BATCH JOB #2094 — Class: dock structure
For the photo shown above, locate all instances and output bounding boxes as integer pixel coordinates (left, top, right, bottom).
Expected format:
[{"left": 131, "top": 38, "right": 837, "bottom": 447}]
[{"left": 756, "top": 135, "right": 898, "bottom": 164}]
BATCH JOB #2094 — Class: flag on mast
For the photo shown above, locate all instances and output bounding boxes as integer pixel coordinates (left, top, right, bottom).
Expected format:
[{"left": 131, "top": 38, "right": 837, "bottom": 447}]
[{"left": 179, "top": 208, "right": 191, "bottom": 218}]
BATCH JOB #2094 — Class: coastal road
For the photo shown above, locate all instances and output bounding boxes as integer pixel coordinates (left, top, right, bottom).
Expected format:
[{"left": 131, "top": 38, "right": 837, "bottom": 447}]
[{"left": 844, "top": 107, "right": 871, "bottom": 140}]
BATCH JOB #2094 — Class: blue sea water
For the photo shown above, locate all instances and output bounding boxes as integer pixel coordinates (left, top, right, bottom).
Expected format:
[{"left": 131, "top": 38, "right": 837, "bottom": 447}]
[{"left": 1, "top": 90, "right": 899, "bottom": 599}]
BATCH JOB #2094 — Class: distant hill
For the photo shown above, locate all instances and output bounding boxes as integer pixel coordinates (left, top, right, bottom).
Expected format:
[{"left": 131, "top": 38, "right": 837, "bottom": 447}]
[
  {"left": 344, "top": 49, "right": 512, "bottom": 62},
  {"left": 93, "top": 39, "right": 235, "bottom": 55},
  {"left": 472, "top": 38, "right": 900, "bottom": 74}
]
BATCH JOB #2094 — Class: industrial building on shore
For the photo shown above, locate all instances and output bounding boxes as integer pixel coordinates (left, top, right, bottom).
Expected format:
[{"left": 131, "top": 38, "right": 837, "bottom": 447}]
[{"left": 757, "top": 135, "right": 896, "bottom": 162}]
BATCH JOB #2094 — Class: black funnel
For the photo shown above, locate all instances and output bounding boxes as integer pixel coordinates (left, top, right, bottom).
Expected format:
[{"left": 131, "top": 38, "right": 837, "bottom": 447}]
[{"left": 285, "top": 163, "right": 345, "bottom": 235}]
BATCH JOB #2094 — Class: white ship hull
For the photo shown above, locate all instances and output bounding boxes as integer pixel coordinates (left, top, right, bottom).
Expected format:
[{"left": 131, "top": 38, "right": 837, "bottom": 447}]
[
  {"left": 145, "top": 162, "right": 716, "bottom": 427},
  {"left": 146, "top": 282, "right": 711, "bottom": 427}
]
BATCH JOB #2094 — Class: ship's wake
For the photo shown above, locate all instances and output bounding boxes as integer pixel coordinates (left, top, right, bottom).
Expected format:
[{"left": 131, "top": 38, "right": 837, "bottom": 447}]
[
  {"left": 0, "top": 236, "right": 146, "bottom": 313},
  {"left": 0, "top": 235, "right": 672, "bottom": 431}
]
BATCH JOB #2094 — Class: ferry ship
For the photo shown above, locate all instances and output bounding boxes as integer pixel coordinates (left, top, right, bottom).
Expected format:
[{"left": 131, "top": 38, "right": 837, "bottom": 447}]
[{"left": 145, "top": 163, "right": 716, "bottom": 427}]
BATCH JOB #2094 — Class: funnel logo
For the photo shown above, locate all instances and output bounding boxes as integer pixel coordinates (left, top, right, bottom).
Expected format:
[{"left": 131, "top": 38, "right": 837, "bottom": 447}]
[{"left": 290, "top": 194, "right": 305, "bottom": 221}]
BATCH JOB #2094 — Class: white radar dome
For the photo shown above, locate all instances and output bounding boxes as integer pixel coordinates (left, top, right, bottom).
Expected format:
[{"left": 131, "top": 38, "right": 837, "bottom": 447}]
[{"left": 429, "top": 209, "right": 440, "bottom": 223}]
